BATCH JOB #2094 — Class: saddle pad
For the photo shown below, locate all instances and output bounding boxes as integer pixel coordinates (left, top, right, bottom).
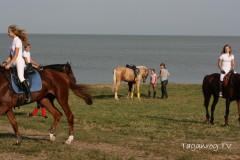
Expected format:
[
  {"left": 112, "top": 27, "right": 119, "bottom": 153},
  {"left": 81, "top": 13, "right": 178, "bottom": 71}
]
[{"left": 11, "top": 70, "right": 42, "bottom": 94}]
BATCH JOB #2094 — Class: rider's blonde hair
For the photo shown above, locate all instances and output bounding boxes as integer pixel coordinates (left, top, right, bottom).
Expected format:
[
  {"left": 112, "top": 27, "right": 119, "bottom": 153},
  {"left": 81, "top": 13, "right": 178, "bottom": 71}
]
[{"left": 8, "top": 25, "right": 28, "bottom": 47}]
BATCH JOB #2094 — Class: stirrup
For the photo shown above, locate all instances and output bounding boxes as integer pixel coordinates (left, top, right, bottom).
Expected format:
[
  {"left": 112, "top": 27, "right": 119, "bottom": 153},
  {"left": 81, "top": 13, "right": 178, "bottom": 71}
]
[{"left": 26, "top": 95, "right": 33, "bottom": 103}]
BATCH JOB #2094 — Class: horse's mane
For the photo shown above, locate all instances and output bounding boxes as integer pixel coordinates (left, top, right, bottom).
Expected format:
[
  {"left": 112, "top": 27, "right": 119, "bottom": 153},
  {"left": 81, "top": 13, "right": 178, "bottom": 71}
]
[{"left": 43, "top": 63, "right": 71, "bottom": 73}]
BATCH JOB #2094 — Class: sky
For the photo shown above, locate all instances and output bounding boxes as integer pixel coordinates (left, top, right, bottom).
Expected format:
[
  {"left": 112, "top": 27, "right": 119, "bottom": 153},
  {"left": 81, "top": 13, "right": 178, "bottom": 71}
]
[{"left": 0, "top": 0, "right": 240, "bottom": 36}]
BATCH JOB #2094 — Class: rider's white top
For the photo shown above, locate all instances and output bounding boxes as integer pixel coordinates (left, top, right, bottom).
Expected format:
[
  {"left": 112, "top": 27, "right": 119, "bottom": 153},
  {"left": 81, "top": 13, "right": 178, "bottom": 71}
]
[
  {"left": 219, "top": 53, "right": 234, "bottom": 72},
  {"left": 10, "top": 36, "right": 23, "bottom": 59},
  {"left": 23, "top": 50, "right": 31, "bottom": 63},
  {"left": 219, "top": 53, "right": 234, "bottom": 81}
]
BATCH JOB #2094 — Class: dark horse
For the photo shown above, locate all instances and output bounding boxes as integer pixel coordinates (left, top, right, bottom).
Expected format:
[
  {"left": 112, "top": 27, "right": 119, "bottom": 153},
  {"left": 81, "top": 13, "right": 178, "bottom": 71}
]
[
  {"left": 0, "top": 64, "right": 92, "bottom": 145},
  {"left": 202, "top": 71, "right": 240, "bottom": 126}
]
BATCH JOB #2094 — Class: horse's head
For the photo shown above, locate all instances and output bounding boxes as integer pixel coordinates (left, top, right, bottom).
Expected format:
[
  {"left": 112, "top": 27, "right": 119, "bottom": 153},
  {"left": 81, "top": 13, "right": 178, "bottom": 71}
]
[
  {"left": 137, "top": 66, "right": 149, "bottom": 83},
  {"left": 64, "top": 62, "right": 77, "bottom": 83}
]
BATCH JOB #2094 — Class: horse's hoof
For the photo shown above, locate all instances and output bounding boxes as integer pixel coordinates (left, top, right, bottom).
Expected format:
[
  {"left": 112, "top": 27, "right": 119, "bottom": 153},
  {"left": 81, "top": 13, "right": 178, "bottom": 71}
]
[
  {"left": 210, "top": 122, "right": 214, "bottom": 125},
  {"left": 15, "top": 142, "right": 21, "bottom": 146},
  {"left": 115, "top": 98, "right": 119, "bottom": 101},
  {"left": 65, "top": 135, "right": 74, "bottom": 145},
  {"left": 204, "top": 120, "right": 210, "bottom": 124},
  {"left": 49, "top": 133, "right": 56, "bottom": 142},
  {"left": 14, "top": 139, "right": 22, "bottom": 146},
  {"left": 224, "top": 124, "right": 229, "bottom": 127}
]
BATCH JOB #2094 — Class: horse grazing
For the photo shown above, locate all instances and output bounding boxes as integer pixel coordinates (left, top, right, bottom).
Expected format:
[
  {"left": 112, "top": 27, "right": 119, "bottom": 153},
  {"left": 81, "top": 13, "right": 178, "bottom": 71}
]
[
  {"left": 0, "top": 65, "right": 92, "bottom": 145},
  {"left": 113, "top": 66, "right": 148, "bottom": 100},
  {"left": 202, "top": 71, "right": 240, "bottom": 126}
]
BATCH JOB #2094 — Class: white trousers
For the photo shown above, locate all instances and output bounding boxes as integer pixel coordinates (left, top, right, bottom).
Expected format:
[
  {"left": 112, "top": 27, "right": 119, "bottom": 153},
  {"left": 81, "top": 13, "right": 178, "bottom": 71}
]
[
  {"left": 14, "top": 57, "right": 26, "bottom": 82},
  {"left": 220, "top": 69, "right": 230, "bottom": 81}
]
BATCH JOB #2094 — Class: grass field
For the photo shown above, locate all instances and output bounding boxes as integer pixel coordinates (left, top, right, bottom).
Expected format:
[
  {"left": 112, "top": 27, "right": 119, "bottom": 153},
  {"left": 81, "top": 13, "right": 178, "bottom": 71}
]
[{"left": 0, "top": 83, "right": 240, "bottom": 160}]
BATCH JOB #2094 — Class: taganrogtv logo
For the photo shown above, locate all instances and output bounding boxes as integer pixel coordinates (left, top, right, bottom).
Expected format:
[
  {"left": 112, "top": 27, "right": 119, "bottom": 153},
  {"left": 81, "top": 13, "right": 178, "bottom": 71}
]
[{"left": 182, "top": 143, "right": 233, "bottom": 151}]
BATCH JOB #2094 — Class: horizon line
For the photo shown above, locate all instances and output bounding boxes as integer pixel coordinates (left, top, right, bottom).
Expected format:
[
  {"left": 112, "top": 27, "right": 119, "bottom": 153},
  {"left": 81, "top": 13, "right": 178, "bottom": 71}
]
[{"left": 0, "top": 33, "right": 239, "bottom": 37}]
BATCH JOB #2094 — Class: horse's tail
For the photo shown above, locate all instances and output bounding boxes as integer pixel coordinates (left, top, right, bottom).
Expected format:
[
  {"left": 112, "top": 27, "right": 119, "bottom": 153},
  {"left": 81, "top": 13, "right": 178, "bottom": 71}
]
[
  {"left": 112, "top": 69, "right": 117, "bottom": 92},
  {"left": 202, "top": 75, "right": 211, "bottom": 107},
  {"left": 69, "top": 81, "right": 93, "bottom": 105}
]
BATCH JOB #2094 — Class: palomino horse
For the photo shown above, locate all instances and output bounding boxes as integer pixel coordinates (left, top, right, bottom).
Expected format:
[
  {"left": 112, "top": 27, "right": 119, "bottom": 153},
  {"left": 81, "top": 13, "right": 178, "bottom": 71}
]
[
  {"left": 113, "top": 66, "right": 148, "bottom": 100},
  {"left": 202, "top": 71, "right": 240, "bottom": 126},
  {"left": 0, "top": 65, "right": 92, "bottom": 145}
]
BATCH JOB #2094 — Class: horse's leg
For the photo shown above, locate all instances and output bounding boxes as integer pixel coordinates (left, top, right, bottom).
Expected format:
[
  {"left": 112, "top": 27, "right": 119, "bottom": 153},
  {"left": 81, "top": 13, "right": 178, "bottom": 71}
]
[
  {"left": 5, "top": 108, "right": 22, "bottom": 145},
  {"left": 136, "top": 82, "right": 140, "bottom": 99},
  {"left": 203, "top": 92, "right": 212, "bottom": 123},
  {"left": 114, "top": 80, "right": 121, "bottom": 100},
  {"left": 127, "top": 82, "right": 133, "bottom": 99},
  {"left": 210, "top": 95, "right": 219, "bottom": 125},
  {"left": 39, "top": 98, "right": 63, "bottom": 142},
  {"left": 238, "top": 100, "right": 240, "bottom": 125},
  {"left": 130, "top": 83, "right": 135, "bottom": 99},
  {"left": 224, "top": 99, "right": 230, "bottom": 126},
  {"left": 55, "top": 91, "right": 75, "bottom": 144},
  {"left": 204, "top": 92, "right": 211, "bottom": 123}
]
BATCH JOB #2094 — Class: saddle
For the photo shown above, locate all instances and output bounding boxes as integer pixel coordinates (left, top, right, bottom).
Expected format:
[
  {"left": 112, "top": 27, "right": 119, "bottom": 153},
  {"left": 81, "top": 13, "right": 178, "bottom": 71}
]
[
  {"left": 126, "top": 64, "right": 139, "bottom": 82},
  {"left": 10, "top": 67, "right": 42, "bottom": 94}
]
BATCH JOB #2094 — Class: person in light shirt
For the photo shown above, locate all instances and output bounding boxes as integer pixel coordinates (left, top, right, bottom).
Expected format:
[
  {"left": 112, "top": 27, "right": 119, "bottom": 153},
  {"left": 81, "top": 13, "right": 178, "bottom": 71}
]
[
  {"left": 158, "top": 63, "right": 170, "bottom": 99},
  {"left": 148, "top": 69, "right": 157, "bottom": 98},
  {"left": 2, "top": 25, "right": 32, "bottom": 103},
  {"left": 218, "top": 44, "right": 235, "bottom": 97},
  {"left": 23, "top": 43, "right": 41, "bottom": 70}
]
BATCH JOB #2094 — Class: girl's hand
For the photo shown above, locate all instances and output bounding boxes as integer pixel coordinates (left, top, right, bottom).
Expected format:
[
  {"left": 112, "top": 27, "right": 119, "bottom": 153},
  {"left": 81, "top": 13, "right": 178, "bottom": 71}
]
[
  {"left": 5, "top": 64, "right": 11, "bottom": 69},
  {"left": 2, "top": 61, "right": 7, "bottom": 67}
]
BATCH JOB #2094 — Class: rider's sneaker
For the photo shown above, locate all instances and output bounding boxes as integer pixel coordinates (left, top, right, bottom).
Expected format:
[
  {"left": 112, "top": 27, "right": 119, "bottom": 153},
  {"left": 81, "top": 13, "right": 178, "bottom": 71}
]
[{"left": 219, "top": 92, "right": 223, "bottom": 97}]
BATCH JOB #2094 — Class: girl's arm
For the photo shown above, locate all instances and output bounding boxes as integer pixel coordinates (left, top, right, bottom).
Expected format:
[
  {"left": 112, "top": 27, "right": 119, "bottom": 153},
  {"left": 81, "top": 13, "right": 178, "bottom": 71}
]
[
  {"left": 167, "top": 70, "right": 170, "bottom": 76},
  {"left": 23, "top": 57, "right": 28, "bottom": 64},
  {"left": 218, "top": 59, "right": 222, "bottom": 70},
  {"left": 155, "top": 75, "right": 157, "bottom": 83},
  {"left": 232, "top": 59, "right": 236, "bottom": 70},
  {"left": 5, "top": 48, "right": 19, "bottom": 69},
  {"left": 157, "top": 71, "right": 162, "bottom": 79},
  {"left": 30, "top": 57, "right": 42, "bottom": 70},
  {"left": 30, "top": 57, "right": 40, "bottom": 68}
]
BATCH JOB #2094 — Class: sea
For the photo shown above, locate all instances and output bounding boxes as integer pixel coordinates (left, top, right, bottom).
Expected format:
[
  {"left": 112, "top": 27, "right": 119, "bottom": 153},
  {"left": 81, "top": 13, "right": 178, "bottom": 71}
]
[{"left": 0, "top": 34, "right": 240, "bottom": 84}]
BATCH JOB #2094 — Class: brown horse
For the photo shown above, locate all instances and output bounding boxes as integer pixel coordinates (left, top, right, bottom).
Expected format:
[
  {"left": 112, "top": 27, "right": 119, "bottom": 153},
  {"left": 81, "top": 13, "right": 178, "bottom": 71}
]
[
  {"left": 202, "top": 71, "right": 240, "bottom": 126},
  {"left": 113, "top": 66, "right": 148, "bottom": 100},
  {"left": 0, "top": 65, "right": 92, "bottom": 145}
]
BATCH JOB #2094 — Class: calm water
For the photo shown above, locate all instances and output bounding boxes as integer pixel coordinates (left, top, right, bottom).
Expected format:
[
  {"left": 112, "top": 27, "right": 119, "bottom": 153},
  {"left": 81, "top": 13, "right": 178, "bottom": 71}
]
[{"left": 0, "top": 34, "right": 240, "bottom": 84}]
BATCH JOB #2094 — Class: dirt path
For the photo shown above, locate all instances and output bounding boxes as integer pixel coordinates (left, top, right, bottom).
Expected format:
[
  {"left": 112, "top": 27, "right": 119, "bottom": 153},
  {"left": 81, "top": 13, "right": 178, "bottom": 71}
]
[
  {"left": 72, "top": 141, "right": 163, "bottom": 160},
  {"left": 0, "top": 120, "right": 163, "bottom": 160}
]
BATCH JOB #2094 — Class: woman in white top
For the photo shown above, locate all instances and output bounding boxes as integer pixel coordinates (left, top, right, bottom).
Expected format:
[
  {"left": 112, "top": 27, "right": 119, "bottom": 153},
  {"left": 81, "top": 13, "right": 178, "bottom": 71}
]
[
  {"left": 2, "top": 25, "right": 32, "bottom": 103},
  {"left": 218, "top": 44, "right": 235, "bottom": 97}
]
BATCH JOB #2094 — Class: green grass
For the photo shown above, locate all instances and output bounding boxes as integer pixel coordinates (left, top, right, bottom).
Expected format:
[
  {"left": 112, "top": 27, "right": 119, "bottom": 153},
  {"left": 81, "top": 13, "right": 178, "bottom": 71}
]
[{"left": 0, "top": 83, "right": 239, "bottom": 160}]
